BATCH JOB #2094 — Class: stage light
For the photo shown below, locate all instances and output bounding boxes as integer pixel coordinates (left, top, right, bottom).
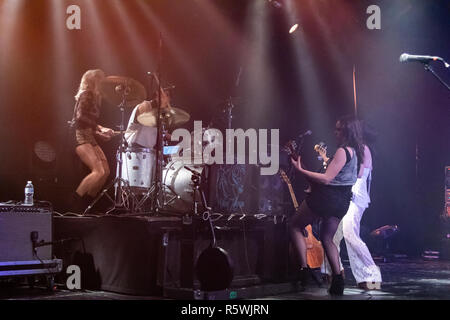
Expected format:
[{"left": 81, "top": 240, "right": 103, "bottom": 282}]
[
  {"left": 32, "top": 140, "right": 58, "bottom": 183},
  {"left": 135, "top": 0, "right": 210, "bottom": 99},
  {"left": 289, "top": 23, "right": 299, "bottom": 34},
  {"left": 34, "top": 141, "right": 56, "bottom": 164}
]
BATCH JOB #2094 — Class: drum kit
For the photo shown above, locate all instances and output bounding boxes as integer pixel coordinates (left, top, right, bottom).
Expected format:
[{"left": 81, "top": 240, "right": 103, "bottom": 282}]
[{"left": 83, "top": 75, "right": 221, "bottom": 216}]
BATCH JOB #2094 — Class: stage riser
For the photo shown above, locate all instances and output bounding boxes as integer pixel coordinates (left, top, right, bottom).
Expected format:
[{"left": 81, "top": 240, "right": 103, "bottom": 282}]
[{"left": 54, "top": 215, "right": 293, "bottom": 296}]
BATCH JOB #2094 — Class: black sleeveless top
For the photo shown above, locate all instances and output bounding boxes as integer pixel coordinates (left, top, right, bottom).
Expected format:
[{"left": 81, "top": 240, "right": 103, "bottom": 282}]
[{"left": 305, "top": 147, "right": 356, "bottom": 219}]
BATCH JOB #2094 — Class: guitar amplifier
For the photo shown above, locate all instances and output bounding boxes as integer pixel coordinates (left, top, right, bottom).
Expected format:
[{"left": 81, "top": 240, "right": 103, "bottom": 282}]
[{"left": 0, "top": 202, "right": 53, "bottom": 262}]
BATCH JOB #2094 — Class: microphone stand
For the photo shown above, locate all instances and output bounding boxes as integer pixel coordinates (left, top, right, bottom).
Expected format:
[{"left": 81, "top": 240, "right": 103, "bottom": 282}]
[
  {"left": 149, "top": 32, "right": 179, "bottom": 214},
  {"left": 423, "top": 63, "right": 450, "bottom": 92},
  {"left": 152, "top": 35, "right": 164, "bottom": 214}
]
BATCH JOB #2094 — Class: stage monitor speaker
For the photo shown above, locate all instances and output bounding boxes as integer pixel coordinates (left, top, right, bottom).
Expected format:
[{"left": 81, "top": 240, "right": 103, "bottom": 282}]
[{"left": 0, "top": 203, "right": 53, "bottom": 262}]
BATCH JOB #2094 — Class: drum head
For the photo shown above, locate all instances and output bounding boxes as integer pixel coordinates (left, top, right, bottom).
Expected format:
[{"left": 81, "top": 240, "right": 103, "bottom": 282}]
[
  {"left": 195, "top": 246, "right": 234, "bottom": 291},
  {"left": 162, "top": 160, "right": 205, "bottom": 214}
]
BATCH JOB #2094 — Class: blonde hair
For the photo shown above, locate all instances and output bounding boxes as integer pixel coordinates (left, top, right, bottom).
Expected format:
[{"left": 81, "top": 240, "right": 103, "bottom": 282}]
[{"left": 75, "top": 69, "right": 105, "bottom": 102}]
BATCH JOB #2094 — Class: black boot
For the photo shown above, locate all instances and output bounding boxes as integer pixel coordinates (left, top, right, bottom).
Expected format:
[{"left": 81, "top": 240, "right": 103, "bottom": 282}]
[
  {"left": 69, "top": 192, "right": 86, "bottom": 214},
  {"left": 299, "top": 266, "right": 323, "bottom": 287},
  {"left": 298, "top": 267, "right": 310, "bottom": 287},
  {"left": 329, "top": 274, "right": 345, "bottom": 296}
]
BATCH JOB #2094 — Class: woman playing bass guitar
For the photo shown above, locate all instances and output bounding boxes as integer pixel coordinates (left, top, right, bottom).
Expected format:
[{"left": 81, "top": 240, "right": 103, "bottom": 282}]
[{"left": 289, "top": 115, "right": 364, "bottom": 295}]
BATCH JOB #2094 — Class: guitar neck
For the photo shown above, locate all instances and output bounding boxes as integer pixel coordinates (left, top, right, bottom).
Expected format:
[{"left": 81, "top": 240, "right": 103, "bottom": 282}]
[
  {"left": 286, "top": 182, "right": 299, "bottom": 211},
  {"left": 290, "top": 150, "right": 299, "bottom": 161}
]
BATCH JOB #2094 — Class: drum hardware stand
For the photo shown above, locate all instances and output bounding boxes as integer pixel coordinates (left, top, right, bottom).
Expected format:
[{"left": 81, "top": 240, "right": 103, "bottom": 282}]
[
  {"left": 133, "top": 119, "right": 180, "bottom": 213},
  {"left": 185, "top": 166, "right": 203, "bottom": 215},
  {"left": 83, "top": 85, "right": 138, "bottom": 215},
  {"left": 225, "top": 96, "right": 234, "bottom": 130},
  {"left": 134, "top": 69, "right": 180, "bottom": 214}
]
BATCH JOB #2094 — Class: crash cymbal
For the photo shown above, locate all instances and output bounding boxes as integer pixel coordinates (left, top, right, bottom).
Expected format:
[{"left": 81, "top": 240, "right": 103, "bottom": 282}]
[
  {"left": 137, "top": 106, "right": 190, "bottom": 127},
  {"left": 101, "top": 76, "right": 146, "bottom": 108}
]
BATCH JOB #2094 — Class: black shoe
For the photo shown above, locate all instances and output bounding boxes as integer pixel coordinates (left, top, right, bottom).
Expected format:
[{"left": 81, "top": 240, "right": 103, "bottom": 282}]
[
  {"left": 329, "top": 274, "right": 345, "bottom": 296},
  {"left": 298, "top": 267, "right": 310, "bottom": 287},
  {"left": 299, "top": 266, "right": 323, "bottom": 287},
  {"left": 310, "top": 268, "right": 324, "bottom": 287}
]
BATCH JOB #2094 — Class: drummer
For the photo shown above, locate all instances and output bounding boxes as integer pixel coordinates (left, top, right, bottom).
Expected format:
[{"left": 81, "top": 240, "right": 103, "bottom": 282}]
[{"left": 125, "top": 88, "right": 172, "bottom": 149}]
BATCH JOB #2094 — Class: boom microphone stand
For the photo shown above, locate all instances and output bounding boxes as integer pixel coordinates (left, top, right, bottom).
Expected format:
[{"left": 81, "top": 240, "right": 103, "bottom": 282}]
[{"left": 423, "top": 63, "right": 450, "bottom": 92}]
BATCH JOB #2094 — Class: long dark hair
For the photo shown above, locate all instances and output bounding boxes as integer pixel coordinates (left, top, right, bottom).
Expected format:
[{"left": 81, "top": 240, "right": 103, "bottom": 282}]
[
  {"left": 361, "top": 119, "right": 378, "bottom": 155},
  {"left": 337, "top": 115, "right": 365, "bottom": 167}
]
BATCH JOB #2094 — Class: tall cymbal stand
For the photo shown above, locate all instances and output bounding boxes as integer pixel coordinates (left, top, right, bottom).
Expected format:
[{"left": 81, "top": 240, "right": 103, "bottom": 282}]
[
  {"left": 83, "top": 86, "right": 138, "bottom": 215},
  {"left": 133, "top": 74, "right": 179, "bottom": 214}
]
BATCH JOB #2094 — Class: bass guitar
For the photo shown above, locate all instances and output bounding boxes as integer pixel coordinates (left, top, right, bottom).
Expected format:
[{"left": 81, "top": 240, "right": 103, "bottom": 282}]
[{"left": 279, "top": 169, "right": 324, "bottom": 268}]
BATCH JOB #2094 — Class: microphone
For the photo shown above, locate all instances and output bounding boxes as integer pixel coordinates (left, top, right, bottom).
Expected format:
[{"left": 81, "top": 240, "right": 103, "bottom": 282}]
[
  {"left": 115, "top": 84, "right": 124, "bottom": 92},
  {"left": 115, "top": 84, "right": 131, "bottom": 95},
  {"left": 399, "top": 53, "right": 449, "bottom": 67},
  {"left": 299, "top": 130, "right": 312, "bottom": 138}
]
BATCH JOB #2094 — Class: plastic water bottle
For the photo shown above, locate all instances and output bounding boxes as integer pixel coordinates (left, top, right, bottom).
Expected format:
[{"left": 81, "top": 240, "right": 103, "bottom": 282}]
[{"left": 24, "top": 181, "right": 34, "bottom": 206}]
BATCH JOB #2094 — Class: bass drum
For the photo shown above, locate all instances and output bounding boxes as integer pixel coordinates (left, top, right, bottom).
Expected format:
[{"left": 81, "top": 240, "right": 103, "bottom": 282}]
[{"left": 162, "top": 160, "right": 205, "bottom": 214}]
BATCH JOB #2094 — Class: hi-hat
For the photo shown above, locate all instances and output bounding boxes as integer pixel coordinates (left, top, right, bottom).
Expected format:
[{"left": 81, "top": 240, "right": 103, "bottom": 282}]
[
  {"left": 101, "top": 76, "right": 147, "bottom": 108},
  {"left": 137, "top": 106, "right": 190, "bottom": 127}
]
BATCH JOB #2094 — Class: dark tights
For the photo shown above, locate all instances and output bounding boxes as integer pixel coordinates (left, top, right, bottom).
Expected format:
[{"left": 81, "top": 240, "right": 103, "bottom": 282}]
[{"left": 290, "top": 201, "right": 342, "bottom": 275}]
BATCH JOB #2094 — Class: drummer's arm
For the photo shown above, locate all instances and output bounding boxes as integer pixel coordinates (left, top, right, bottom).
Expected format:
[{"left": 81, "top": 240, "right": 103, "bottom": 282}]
[{"left": 160, "top": 89, "right": 172, "bottom": 110}]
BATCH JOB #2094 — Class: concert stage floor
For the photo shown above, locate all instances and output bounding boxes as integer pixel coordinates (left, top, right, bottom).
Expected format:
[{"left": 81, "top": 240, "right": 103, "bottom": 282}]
[{"left": 2, "top": 257, "right": 450, "bottom": 300}]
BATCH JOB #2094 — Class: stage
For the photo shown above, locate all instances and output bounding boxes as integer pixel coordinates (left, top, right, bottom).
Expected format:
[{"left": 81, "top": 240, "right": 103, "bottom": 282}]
[
  {"left": 47, "top": 212, "right": 293, "bottom": 298},
  {"left": 0, "top": 0, "right": 449, "bottom": 309},
  {"left": 2, "top": 258, "right": 449, "bottom": 300},
  {"left": 1, "top": 211, "right": 448, "bottom": 301}
]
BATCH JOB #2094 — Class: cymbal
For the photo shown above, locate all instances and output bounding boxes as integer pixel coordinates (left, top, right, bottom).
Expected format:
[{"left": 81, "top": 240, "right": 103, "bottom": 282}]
[
  {"left": 101, "top": 76, "right": 146, "bottom": 108},
  {"left": 137, "top": 106, "right": 190, "bottom": 127}
]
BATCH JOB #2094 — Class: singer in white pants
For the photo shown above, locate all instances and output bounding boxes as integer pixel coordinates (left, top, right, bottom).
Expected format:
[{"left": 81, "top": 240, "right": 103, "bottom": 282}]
[{"left": 322, "top": 145, "right": 382, "bottom": 288}]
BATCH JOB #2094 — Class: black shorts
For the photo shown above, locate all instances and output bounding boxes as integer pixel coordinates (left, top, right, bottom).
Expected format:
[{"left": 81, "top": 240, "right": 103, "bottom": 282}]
[
  {"left": 75, "top": 128, "right": 98, "bottom": 146},
  {"left": 305, "top": 184, "right": 353, "bottom": 219}
]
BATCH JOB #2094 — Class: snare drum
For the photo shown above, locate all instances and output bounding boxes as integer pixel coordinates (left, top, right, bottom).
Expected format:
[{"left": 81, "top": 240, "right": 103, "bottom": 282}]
[{"left": 118, "top": 147, "right": 156, "bottom": 191}]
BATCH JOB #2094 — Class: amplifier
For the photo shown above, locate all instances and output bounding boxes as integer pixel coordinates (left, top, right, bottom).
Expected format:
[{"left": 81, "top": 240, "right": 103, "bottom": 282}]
[{"left": 0, "top": 202, "right": 53, "bottom": 262}]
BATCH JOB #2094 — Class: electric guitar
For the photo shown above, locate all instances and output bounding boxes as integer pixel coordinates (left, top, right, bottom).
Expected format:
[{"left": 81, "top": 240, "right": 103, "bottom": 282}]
[
  {"left": 283, "top": 140, "right": 316, "bottom": 194},
  {"left": 314, "top": 142, "right": 330, "bottom": 171},
  {"left": 279, "top": 169, "right": 324, "bottom": 268}
]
